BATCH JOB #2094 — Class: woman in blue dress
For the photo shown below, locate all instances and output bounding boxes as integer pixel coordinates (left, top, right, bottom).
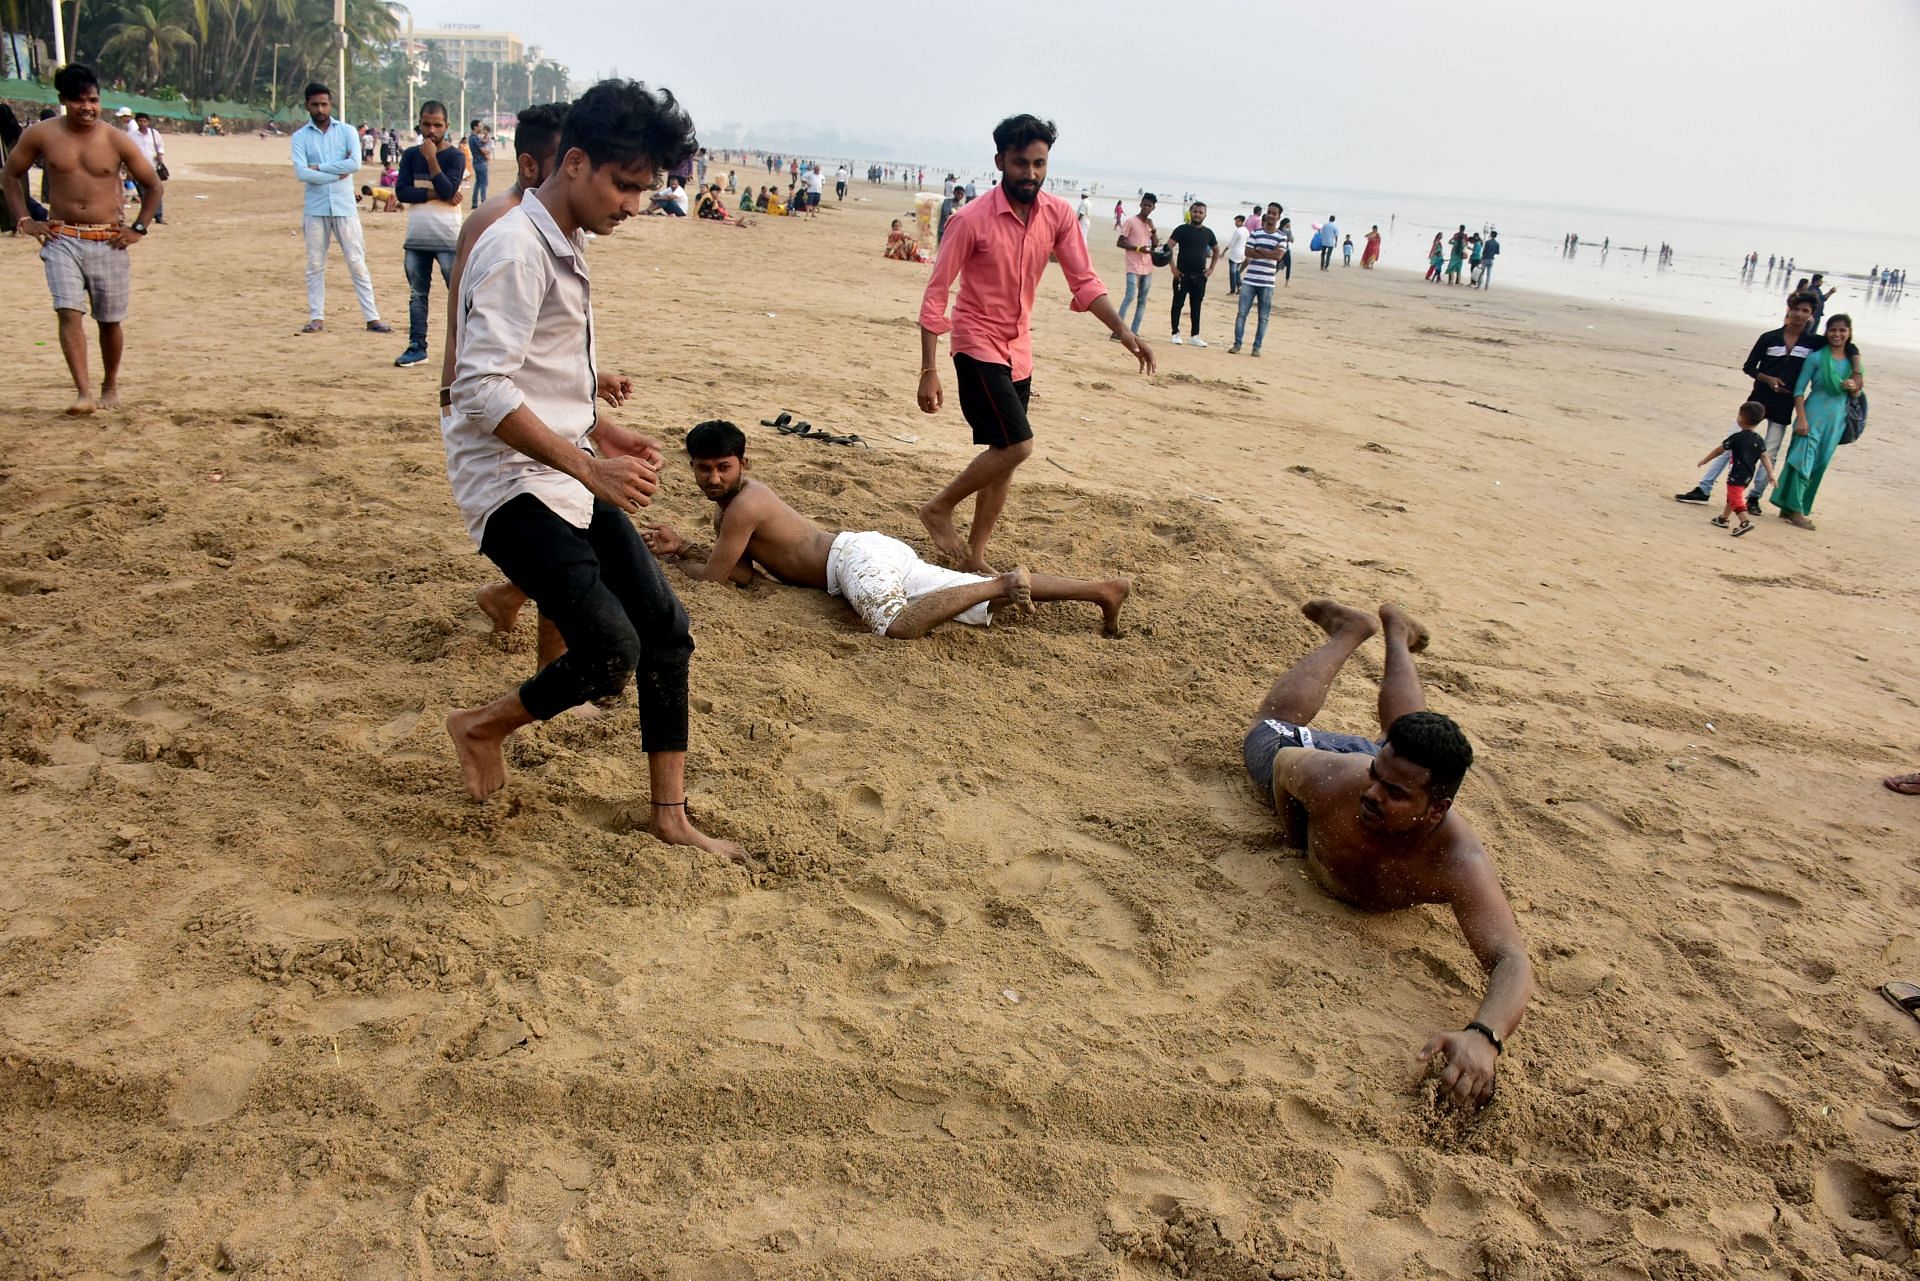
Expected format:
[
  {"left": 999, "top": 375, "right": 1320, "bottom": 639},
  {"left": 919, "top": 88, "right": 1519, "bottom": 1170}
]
[{"left": 1772, "top": 315, "right": 1864, "bottom": 530}]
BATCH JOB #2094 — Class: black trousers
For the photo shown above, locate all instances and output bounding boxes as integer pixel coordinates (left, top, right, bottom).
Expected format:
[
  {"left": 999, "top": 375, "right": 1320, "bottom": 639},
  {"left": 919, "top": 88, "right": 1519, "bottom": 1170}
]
[
  {"left": 479, "top": 494, "right": 693, "bottom": 753},
  {"left": 1170, "top": 272, "right": 1207, "bottom": 335}
]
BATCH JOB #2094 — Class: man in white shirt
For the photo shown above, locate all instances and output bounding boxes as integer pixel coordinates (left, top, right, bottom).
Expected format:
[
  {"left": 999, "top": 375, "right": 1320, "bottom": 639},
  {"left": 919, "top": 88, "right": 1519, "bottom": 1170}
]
[
  {"left": 833, "top": 163, "right": 847, "bottom": 201},
  {"left": 289, "top": 81, "right": 391, "bottom": 334},
  {"left": 1076, "top": 191, "right": 1091, "bottom": 247},
  {"left": 1224, "top": 213, "right": 1248, "bottom": 294},
  {"left": 124, "top": 111, "right": 167, "bottom": 224},
  {"left": 805, "top": 164, "right": 824, "bottom": 212},
  {"left": 442, "top": 79, "right": 744, "bottom": 865}
]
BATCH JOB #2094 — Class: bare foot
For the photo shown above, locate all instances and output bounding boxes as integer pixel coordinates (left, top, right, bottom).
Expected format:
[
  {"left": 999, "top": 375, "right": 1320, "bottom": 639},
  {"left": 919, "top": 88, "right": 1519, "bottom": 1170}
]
[
  {"left": 1002, "top": 566, "right": 1033, "bottom": 615},
  {"left": 1884, "top": 772, "right": 1920, "bottom": 796},
  {"left": 66, "top": 394, "right": 96, "bottom": 416},
  {"left": 1302, "top": 597, "right": 1379, "bottom": 641},
  {"left": 650, "top": 803, "right": 752, "bottom": 866},
  {"left": 919, "top": 500, "right": 969, "bottom": 565},
  {"left": 97, "top": 385, "right": 120, "bottom": 411},
  {"left": 476, "top": 582, "right": 525, "bottom": 634},
  {"left": 446, "top": 707, "right": 509, "bottom": 800},
  {"left": 1378, "top": 603, "right": 1431, "bottom": 653},
  {"left": 564, "top": 701, "right": 607, "bottom": 721},
  {"left": 1096, "top": 577, "right": 1131, "bottom": 636}
]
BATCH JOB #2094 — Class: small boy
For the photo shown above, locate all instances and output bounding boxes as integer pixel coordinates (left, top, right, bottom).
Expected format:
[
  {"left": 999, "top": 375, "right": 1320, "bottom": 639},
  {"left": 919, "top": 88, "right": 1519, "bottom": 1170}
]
[
  {"left": 1697, "top": 400, "right": 1772, "bottom": 536},
  {"left": 359, "top": 183, "right": 399, "bottom": 212}
]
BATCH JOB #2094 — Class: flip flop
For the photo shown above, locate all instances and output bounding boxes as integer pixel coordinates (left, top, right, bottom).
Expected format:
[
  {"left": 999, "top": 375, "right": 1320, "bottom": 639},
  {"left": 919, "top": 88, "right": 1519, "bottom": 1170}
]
[
  {"left": 1732, "top": 522, "right": 1754, "bottom": 537},
  {"left": 1883, "top": 772, "right": 1920, "bottom": 796},
  {"left": 809, "top": 431, "right": 869, "bottom": 448},
  {"left": 758, "top": 411, "right": 793, "bottom": 429},
  {"left": 1880, "top": 981, "right": 1920, "bottom": 1022}
]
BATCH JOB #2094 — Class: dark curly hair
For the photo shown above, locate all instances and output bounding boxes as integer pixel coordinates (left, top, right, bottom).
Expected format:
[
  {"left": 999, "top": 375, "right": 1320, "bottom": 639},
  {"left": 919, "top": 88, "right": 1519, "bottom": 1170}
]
[
  {"left": 1386, "top": 711, "right": 1474, "bottom": 802},
  {"left": 53, "top": 64, "right": 99, "bottom": 100},
  {"left": 992, "top": 114, "right": 1057, "bottom": 155},
  {"left": 560, "top": 80, "right": 697, "bottom": 174},
  {"left": 685, "top": 420, "right": 746, "bottom": 459},
  {"left": 514, "top": 102, "right": 569, "bottom": 160}
]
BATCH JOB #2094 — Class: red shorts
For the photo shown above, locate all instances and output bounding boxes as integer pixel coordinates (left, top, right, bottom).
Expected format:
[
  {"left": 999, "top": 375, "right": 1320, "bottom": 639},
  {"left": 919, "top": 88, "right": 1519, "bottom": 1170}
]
[{"left": 1725, "top": 484, "right": 1748, "bottom": 513}]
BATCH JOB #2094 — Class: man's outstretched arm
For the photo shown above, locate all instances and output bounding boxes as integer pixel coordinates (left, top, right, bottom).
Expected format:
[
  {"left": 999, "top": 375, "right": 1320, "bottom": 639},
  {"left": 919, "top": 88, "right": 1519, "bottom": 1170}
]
[
  {"left": 1419, "top": 850, "right": 1534, "bottom": 1109},
  {"left": 644, "top": 512, "right": 756, "bottom": 587}
]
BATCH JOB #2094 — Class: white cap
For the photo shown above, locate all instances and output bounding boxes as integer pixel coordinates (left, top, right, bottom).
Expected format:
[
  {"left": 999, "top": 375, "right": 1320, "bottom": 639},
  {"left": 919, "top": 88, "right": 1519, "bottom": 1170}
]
[{"left": 114, "top": 106, "right": 134, "bottom": 117}]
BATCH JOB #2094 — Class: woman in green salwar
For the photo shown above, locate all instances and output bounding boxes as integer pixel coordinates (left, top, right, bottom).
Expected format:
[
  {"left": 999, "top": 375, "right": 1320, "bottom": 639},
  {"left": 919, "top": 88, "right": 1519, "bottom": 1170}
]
[{"left": 1772, "top": 314, "right": 1864, "bottom": 530}]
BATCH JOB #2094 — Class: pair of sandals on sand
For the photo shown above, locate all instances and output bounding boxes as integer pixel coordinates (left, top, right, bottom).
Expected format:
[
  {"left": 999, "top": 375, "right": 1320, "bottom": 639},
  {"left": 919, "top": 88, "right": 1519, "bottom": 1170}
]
[{"left": 760, "top": 411, "right": 868, "bottom": 448}]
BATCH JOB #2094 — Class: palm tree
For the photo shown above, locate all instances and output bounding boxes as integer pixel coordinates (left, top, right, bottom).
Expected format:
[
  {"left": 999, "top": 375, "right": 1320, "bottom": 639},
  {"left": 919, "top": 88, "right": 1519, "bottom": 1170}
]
[{"left": 99, "top": 0, "right": 196, "bottom": 89}]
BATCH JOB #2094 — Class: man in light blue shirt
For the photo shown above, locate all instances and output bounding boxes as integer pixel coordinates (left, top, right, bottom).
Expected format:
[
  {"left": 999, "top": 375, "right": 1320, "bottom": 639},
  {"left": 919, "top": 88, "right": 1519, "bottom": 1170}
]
[{"left": 289, "top": 80, "right": 389, "bottom": 334}]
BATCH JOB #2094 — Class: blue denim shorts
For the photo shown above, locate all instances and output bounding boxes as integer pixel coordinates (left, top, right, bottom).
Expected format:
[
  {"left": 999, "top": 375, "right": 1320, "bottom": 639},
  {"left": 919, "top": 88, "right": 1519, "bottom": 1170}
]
[{"left": 1242, "top": 718, "right": 1382, "bottom": 804}]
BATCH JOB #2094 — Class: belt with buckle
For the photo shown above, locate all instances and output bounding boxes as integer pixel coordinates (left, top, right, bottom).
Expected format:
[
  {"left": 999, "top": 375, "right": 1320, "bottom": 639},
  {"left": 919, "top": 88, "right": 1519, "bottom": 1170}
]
[{"left": 50, "top": 222, "right": 122, "bottom": 242}]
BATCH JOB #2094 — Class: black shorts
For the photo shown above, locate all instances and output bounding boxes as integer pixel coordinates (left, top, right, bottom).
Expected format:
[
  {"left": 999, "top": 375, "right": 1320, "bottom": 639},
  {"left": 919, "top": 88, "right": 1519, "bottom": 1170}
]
[{"left": 952, "top": 352, "right": 1033, "bottom": 448}]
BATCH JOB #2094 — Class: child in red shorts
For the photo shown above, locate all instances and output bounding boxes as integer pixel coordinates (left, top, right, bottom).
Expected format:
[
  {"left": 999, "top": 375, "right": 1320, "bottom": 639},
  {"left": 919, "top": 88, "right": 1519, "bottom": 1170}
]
[{"left": 1697, "top": 400, "right": 1773, "bottom": 537}]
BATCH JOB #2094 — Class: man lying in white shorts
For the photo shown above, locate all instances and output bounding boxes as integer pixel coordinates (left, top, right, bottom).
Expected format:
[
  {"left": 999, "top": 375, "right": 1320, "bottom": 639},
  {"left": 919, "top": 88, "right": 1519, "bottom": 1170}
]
[{"left": 642, "top": 420, "right": 1130, "bottom": 639}]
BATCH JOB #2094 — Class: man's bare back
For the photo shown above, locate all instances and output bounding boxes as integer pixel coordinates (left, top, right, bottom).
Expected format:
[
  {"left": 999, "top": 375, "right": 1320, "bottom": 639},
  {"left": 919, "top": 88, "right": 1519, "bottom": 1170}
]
[
  {"left": 1273, "top": 747, "right": 1497, "bottom": 912},
  {"left": 705, "top": 479, "right": 837, "bottom": 587}
]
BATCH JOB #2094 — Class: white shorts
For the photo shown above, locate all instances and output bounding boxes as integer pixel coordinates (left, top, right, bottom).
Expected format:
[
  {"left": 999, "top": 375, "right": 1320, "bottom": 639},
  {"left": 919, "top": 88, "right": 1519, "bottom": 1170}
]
[{"left": 826, "top": 531, "right": 992, "bottom": 636}]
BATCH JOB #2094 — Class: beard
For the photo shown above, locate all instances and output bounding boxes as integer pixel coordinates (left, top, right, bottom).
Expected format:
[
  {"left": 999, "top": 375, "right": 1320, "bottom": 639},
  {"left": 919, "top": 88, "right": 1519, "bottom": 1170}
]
[{"left": 1004, "top": 177, "right": 1041, "bottom": 204}]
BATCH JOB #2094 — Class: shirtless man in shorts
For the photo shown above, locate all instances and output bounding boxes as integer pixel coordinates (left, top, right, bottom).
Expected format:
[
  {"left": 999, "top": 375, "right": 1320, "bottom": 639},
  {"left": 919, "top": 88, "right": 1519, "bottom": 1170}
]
[
  {"left": 1244, "top": 598, "right": 1534, "bottom": 1108},
  {"left": 641, "top": 421, "right": 1130, "bottom": 639},
  {"left": 1, "top": 64, "right": 163, "bottom": 415}
]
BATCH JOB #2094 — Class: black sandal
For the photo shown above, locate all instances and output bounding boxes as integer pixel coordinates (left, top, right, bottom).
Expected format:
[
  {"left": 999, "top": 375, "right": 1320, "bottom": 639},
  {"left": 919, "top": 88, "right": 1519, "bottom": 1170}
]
[{"left": 758, "top": 411, "right": 793, "bottom": 429}]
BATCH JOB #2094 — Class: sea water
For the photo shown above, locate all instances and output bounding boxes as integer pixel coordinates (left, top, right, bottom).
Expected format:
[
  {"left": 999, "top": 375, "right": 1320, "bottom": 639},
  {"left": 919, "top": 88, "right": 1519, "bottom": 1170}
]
[{"left": 1031, "top": 171, "right": 1920, "bottom": 352}]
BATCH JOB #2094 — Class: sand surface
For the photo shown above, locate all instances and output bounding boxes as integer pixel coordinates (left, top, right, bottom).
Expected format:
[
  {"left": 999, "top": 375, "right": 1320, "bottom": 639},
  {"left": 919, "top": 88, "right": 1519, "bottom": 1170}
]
[{"left": 3, "top": 133, "right": 1919, "bottom": 1280}]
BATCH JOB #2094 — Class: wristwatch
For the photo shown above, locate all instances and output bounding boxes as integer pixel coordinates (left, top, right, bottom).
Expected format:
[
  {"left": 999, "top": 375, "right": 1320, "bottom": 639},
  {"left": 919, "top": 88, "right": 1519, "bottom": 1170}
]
[{"left": 130, "top": 220, "right": 149, "bottom": 235}]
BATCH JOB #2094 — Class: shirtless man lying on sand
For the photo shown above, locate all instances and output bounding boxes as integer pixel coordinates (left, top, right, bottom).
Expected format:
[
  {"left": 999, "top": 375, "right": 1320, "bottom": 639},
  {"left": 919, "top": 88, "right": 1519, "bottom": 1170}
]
[
  {"left": 641, "top": 420, "right": 1130, "bottom": 639},
  {"left": 1245, "top": 598, "right": 1534, "bottom": 1108}
]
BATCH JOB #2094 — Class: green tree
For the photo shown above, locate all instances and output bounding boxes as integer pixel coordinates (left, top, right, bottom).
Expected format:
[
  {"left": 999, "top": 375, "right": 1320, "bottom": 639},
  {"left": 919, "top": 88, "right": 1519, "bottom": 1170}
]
[{"left": 98, "top": 0, "right": 197, "bottom": 91}]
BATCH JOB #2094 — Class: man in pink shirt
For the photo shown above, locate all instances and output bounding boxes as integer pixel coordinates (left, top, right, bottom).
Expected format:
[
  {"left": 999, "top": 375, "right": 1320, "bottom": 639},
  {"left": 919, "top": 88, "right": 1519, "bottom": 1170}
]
[{"left": 916, "top": 114, "right": 1154, "bottom": 573}]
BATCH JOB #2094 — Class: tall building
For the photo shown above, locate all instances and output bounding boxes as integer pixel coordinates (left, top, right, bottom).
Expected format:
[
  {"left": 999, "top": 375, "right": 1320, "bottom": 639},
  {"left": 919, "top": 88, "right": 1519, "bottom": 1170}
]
[{"left": 413, "top": 26, "right": 525, "bottom": 79}]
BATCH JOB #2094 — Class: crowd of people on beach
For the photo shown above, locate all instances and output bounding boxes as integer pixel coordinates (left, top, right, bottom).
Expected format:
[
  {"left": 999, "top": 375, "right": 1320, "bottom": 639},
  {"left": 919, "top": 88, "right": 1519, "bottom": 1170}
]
[
  {"left": 1, "top": 72, "right": 1557, "bottom": 1110},
  {"left": 7, "top": 61, "right": 1915, "bottom": 1128}
]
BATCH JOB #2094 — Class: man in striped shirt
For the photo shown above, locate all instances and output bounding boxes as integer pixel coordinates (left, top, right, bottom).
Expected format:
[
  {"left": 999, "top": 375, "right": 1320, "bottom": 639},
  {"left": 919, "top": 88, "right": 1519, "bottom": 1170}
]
[{"left": 1232, "top": 204, "right": 1283, "bottom": 356}]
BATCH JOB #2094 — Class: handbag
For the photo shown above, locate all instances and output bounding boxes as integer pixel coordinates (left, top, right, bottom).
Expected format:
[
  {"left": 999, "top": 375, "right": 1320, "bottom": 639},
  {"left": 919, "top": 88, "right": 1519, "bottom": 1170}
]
[
  {"left": 1841, "top": 391, "right": 1868, "bottom": 445},
  {"left": 1150, "top": 243, "right": 1172, "bottom": 268},
  {"left": 155, "top": 159, "right": 170, "bottom": 182}
]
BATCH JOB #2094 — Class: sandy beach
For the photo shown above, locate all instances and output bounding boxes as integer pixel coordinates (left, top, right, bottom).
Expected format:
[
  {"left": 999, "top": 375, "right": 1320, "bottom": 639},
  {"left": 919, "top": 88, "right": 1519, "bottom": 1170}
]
[{"left": 3, "top": 133, "right": 1919, "bottom": 1279}]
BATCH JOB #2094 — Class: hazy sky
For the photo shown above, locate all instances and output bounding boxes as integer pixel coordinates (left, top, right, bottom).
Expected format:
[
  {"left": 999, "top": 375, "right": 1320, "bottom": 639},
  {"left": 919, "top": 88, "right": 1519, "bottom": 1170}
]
[{"left": 428, "top": 0, "right": 1917, "bottom": 235}]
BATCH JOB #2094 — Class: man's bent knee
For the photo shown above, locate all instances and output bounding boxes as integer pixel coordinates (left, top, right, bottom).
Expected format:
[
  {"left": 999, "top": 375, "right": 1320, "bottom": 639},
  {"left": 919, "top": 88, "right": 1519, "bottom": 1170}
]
[
  {"left": 996, "top": 438, "right": 1035, "bottom": 463},
  {"left": 580, "top": 635, "right": 641, "bottom": 703}
]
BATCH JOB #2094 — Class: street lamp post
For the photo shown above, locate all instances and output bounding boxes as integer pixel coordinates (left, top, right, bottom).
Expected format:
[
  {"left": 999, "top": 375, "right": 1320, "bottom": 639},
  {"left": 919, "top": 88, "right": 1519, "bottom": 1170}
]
[
  {"left": 490, "top": 60, "right": 497, "bottom": 134},
  {"left": 50, "top": 0, "right": 65, "bottom": 67},
  {"left": 333, "top": 0, "right": 347, "bottom": 120},
  {"left": 270, "top": 42, "right": 289, "bottom": 113}
]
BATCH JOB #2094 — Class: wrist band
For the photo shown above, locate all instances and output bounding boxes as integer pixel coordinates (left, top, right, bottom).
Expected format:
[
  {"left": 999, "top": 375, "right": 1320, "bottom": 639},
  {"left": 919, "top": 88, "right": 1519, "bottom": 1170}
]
[{"left": 1464, "top": 1021, "right": 1503, "bottom": 1055}]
